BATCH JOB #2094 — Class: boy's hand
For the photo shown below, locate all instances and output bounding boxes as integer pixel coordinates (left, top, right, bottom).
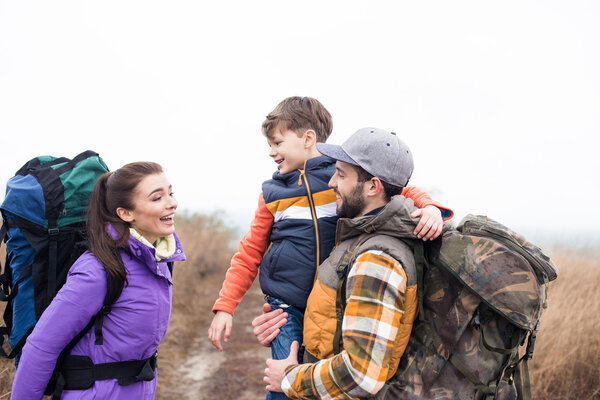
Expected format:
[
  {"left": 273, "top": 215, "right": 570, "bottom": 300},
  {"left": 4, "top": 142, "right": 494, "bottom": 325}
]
[
  {"left": 252, "top": 303, "right": 288, "bottom": 347},
  {"left": 411, "top": 205, "right": 443, "bottom": 241},
  {"left": 208, "top": 311, "right": 233, "bottom": 351}
]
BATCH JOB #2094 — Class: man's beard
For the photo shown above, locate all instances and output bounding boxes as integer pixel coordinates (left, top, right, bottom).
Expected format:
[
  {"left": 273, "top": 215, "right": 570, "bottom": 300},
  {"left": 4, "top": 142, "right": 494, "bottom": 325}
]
[{"left": 336, "top": 182, "right": 366, "bottom": 219}]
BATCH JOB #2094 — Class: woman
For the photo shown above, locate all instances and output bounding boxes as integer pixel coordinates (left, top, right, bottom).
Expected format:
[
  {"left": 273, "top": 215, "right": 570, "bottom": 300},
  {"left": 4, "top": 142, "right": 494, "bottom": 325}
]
[{"left": 11, "top": 162, "right": 185, "bottom": 399}]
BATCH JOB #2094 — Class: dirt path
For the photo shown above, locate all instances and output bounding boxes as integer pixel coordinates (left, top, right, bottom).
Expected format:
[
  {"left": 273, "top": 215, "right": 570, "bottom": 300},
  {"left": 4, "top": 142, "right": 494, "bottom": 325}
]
[{"left": 160, "top": 280, "right": 270, "bottom": 400}]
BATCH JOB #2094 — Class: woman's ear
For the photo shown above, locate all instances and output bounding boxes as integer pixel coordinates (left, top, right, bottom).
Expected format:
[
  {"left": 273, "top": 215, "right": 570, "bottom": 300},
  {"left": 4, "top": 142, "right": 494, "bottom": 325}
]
[{"left": 116, "top": 207, "right": 134, "bottom": 223}]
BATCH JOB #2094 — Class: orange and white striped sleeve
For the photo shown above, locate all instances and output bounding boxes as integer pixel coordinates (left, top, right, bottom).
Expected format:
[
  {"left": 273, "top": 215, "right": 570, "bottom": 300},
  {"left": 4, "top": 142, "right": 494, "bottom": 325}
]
[{"left": 212, "top": 193, "right": 273, "bottom": 315}]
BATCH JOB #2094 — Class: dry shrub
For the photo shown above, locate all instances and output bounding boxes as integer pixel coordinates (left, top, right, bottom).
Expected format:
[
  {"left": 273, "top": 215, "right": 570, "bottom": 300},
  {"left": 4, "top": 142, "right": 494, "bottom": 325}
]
[
  {"left": 171, "top": 212, "right": 237, "bottom": 278},
  {"left": 156, "top": 212, "right": 236, "bottom": 398},
  {"left": 530, "top": 247, "right": 600, "bottom": 399}
]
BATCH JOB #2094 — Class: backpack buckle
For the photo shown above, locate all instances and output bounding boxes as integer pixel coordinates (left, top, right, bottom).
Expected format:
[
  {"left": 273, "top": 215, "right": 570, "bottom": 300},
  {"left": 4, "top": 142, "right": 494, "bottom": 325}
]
[
  {"left": 48, "top": 228, "right": 60, "bottom": 236},
  {"left": 472, "top": 308, "right": 481, "bottom": 329},
  {"left": 336, "top": 264, "right": 348, "bottom": 279},
  {"left": 525, "top": 332, "right": 537, "bottom": 360}
]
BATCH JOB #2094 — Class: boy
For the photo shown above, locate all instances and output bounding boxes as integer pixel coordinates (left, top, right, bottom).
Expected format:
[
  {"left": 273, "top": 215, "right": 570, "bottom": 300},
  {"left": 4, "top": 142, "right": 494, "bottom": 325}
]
[{"left": 208, "top": 97, "right": 452, "bottom": 400}]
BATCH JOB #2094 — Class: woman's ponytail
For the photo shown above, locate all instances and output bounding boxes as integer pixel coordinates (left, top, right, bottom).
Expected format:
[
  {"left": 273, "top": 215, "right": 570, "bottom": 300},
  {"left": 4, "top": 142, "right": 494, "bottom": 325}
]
[
  {"left": 86, "top": 162, "right": 163, "bottom": 283},
  {"left": 87, "top": 172, "right": 128, "bottom": 282}
]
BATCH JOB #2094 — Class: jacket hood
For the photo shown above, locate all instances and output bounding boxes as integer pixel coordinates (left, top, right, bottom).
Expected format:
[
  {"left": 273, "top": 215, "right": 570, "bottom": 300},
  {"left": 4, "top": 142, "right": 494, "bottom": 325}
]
[{"left": 338, "top": 195, "right": 421, "bottom": 242}]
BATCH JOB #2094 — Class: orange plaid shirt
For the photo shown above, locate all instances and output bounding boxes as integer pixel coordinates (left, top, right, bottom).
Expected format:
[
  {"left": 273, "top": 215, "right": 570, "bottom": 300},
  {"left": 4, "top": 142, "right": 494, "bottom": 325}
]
[{"left": 282, "top": 249, "right": 410, "bottom": 399}]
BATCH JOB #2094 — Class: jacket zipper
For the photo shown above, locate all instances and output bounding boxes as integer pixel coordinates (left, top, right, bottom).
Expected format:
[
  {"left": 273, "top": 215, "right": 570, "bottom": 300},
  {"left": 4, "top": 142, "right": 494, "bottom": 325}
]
[{"left": 299, "top": 164, "right": 321, "bottom": 271}]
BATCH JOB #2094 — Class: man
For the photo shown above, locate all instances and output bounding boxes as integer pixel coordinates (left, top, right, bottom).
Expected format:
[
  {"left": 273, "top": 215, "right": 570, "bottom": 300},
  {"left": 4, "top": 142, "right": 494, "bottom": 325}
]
[{"left": 258, "top": 127, "right": 452, "bottom": 399}]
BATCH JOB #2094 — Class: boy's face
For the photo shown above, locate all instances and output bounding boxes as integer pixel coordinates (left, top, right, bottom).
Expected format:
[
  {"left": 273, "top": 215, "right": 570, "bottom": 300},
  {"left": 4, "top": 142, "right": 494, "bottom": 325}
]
[{"left": 267, "top": 128, "right": 309, "bottom": 174}]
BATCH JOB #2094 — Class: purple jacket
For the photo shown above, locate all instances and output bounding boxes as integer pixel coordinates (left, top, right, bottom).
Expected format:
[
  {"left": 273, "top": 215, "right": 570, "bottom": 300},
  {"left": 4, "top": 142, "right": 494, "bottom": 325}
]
[{"left": 11, "top": 232, "right": 185, "bottom": 399}]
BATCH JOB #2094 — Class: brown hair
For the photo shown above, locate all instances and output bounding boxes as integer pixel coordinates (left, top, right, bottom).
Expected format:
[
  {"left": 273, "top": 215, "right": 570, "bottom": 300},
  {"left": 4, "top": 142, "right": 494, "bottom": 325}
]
[
  {"left": 86, "top": 162, "right": 164, "bottom": 283},
  {"left": 262, "top": 96, "right": 333, "bottom": 143},
  {"left": 355, "top": 165, "right": 404, "bottom": 202}
]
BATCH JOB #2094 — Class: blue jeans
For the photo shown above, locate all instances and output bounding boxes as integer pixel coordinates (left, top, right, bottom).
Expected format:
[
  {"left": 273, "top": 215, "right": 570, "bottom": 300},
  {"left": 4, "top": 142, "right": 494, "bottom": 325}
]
[{"left": 265, "top": 296, "right": 305, "bottom": 400}]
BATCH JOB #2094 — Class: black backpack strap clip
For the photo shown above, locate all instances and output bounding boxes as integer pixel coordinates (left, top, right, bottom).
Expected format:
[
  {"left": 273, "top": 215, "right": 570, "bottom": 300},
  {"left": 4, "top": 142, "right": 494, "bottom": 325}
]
[{"left": 117, "top": 351, "right": 158, "bottom": 386}]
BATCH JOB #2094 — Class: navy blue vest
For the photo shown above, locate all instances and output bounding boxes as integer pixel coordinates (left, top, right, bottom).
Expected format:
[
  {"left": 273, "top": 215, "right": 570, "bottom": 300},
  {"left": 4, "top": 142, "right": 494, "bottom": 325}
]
[{"left": 259, "top": 156, "right": 338, "bottom": 309}]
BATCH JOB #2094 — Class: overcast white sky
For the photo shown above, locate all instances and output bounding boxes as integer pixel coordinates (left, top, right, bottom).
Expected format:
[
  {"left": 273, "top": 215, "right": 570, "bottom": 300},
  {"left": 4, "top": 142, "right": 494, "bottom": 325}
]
[{"left": 1, "top": 1, "right": 598, "bottom": 245}]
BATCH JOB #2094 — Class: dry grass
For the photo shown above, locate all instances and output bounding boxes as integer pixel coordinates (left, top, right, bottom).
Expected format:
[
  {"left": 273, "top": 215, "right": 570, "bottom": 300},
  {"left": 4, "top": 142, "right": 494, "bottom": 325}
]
[
  {"left": 155, "top": 213, "right": 237, "bottom": 398},
  {"left": 0, "top": 217, "right": 599, "bottom": 399},
  {"left": 529, "top": 246, "right": 600, "bottom": 400}
]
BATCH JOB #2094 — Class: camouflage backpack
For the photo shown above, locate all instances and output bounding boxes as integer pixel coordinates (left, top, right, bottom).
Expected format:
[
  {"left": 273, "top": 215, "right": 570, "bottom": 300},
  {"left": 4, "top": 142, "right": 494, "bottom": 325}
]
[{"left": 336, "top": 215, "right": 557, "bottom": 400}]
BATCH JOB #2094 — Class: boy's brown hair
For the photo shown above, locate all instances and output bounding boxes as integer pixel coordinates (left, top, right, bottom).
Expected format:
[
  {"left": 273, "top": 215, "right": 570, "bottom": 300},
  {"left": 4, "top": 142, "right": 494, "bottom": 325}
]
[{"left": 262, "top": 96, "right": 333, "bottom": 143}]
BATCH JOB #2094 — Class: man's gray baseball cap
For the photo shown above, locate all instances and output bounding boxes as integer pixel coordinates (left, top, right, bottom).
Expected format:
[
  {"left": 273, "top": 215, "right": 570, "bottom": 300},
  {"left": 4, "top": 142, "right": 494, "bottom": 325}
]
[{"left": 317, "top": 127, "right": 414, "bottom": 187}]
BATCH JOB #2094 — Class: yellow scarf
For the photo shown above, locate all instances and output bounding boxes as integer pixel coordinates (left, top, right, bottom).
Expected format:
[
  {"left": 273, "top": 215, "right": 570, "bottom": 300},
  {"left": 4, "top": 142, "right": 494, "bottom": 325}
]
[{"left": 129, "top": 228, "right": 176, "bottom": 261}]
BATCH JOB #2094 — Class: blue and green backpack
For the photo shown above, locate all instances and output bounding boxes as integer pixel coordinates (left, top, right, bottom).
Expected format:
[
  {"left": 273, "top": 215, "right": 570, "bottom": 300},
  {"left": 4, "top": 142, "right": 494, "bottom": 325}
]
[{"left": 0, "top": 150, "right": 109, "bottom": 363}]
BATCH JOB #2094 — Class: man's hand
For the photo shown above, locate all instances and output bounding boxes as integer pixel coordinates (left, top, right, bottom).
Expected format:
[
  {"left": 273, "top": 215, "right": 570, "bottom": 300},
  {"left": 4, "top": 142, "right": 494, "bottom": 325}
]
[
  {"left": 252, "top": 303, "right": 288, "bottom": 347},
  {"left": 208, "top": 311, "right": 233, "bottom": 351},
  {"left": 264, "top": 341, "right": 300, "bottom": 393},
  {"left": 411, "top": 205, "right": 443, "bottom": 241}
]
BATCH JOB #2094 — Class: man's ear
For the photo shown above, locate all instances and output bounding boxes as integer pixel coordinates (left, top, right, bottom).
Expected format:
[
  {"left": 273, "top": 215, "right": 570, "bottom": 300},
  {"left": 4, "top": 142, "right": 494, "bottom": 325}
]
[
  {"left": 304, "top": 129, "right": 317, "bottom": 149},
  {"left": 365, "top": 177, "right": 385, "bottom": 199},
  {"left": 116, "top": 207, "right": 135, "bottom": 223}
]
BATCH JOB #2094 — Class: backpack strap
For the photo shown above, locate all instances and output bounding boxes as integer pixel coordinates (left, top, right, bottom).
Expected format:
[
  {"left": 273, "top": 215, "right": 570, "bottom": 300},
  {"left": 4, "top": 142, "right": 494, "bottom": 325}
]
[
  {"left": 416, "top": 236, "right": 443, "bottom": 322},
  {"left": 15, "top": 156, "right": 70, "bottom": 176},
  {"left": 413, "top": 240, "right": 426, "bottom": 322},
  {"left": 94, "top": 255, "right": 126, "bottom": 345},
  {"left": 0, "top": 221, "right": 9, "bottom": 301},
  {"left": 514, "top": 354, "right": 532, "bottom": 400},
  {"left": 0, "top": 262, "right": 36, "bottom": 359},
  {"left": 0, "top": 220, "right": 21, "bottom": 358},
  {"left": 332, "top": 233, "right": 370, "bottom": 355},
  {"left": 53, "top": 150, "right": 99, "bottom": 176},
  {"left": 511, "top": 323, "right": 538, "bottom": 400},
  {"left": 46, "top": 220, "right": 59, "bottom": 309},
  {"left": 51, "top": 253, "right": 127, "bottom": 398}
]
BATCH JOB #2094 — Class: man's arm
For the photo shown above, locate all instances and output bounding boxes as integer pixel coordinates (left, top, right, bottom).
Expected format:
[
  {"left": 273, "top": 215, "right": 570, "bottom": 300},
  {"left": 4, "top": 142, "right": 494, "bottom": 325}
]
[{"left": 274, "top": 250, "right": 410, "bottom": 399}]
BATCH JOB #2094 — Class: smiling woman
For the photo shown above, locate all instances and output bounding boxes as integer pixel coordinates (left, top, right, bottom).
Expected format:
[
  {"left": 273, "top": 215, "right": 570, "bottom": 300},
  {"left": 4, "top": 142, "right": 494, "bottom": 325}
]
[
  {"left": 116, "top": 172, "right": 178, "bottom": 244},
  {"left": 10, "top": 162, "right": 186, "bottom": 400}
]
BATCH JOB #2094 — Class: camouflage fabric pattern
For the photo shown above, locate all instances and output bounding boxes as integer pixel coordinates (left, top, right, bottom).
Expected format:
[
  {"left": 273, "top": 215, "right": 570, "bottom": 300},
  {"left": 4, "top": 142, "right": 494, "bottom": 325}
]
[
  {"left": 378, "top": 215, "right": 557, "bottom": 400},
  {"left": 436, "top": 230, "right": 542, "bottom": 330},
  {"left": 457, "top": 215, "right": 557, "bottom": 283}
]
